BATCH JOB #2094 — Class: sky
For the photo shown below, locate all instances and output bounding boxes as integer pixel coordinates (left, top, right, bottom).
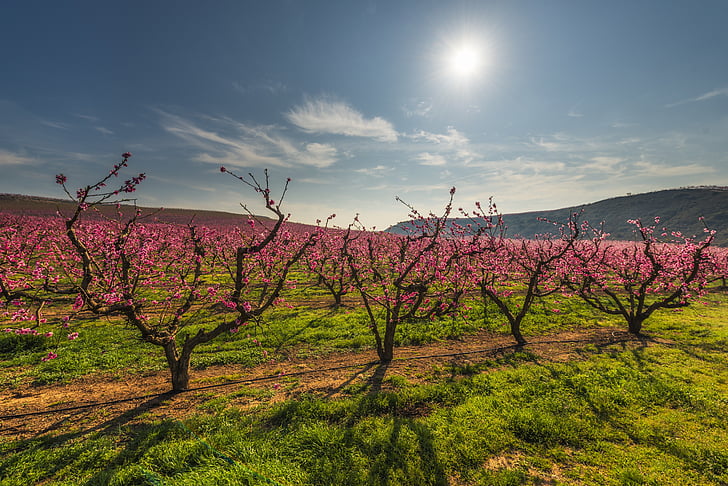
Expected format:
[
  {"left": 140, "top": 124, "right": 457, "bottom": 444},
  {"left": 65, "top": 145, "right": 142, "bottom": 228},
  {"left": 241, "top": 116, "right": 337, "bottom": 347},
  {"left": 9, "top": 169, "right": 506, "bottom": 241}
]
[{"left": 2, "top": 1, "right": 728, "bottom": 229}]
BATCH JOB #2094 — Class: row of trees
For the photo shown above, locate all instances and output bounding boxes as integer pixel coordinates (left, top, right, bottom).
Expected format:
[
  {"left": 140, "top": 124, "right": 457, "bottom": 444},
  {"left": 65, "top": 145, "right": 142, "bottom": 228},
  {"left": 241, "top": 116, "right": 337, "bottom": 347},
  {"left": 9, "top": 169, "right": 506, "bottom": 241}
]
[{"left": 1, "top": 156, "right": 724, "bottom": 391}]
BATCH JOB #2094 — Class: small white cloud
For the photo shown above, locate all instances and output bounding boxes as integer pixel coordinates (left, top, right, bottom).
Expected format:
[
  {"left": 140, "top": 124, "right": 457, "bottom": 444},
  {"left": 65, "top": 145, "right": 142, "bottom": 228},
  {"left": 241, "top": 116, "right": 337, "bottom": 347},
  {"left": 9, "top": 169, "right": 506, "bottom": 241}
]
[
  {"left": 582, "top": 156, "right": 625, "bottom": 172},
  {"left": 40, "top": 120, "right": 69, "bottom": 130},
  {"left": 567, "top": 109, "right": 584, "bottom": 118},
  {"left": 530, "top": 136, "right": 563, "bottom": 152},
  {"left": 354, "top": 165, "right": 394, "bottom": 177},
  {"left": 297, "top": 143, "right": 338, "bottom": 168},
  {"left": 74, "top": 114, "right": 99, "bottom": 122},
  {"left": 402, "top": 98, "right": 433, "bottom": 118},
  {"left": 95, "top": 127, "right": 114, "bottom": 135},
  {"left": 633, "top": 161, "right": 715, "bottom": 177},
  {"left": 286, "top": 98, "right": 398, "bottom": 142},
  {"left": 0, "top": 149, "right": 34, "bottom": 166},
  {"left": 611, "top": 122, "right": 637, "bottom": 129},
  {"left": 233, "top": 80, "right": 287, "bottom": 95},
  {"left": 409, "top": 127, "right": 469, "bottom": 145},
  {"left": 415, "top": 152, "right": 448, "bottom": 166},
  {"left": 666, "top": 87, "right": 728, "bottom": 108}
]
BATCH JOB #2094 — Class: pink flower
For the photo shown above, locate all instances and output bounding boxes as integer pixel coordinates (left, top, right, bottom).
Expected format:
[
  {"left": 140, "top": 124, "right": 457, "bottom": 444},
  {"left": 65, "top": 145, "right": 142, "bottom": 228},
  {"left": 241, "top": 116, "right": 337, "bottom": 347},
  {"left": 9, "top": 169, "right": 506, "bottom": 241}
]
[
  {"left": 122, "top": 152, "right": 132, "bottom": 159},
  {"left": 220, "top": 166, "right": 226, "bottom": 172},
  {"left": 55, "top": 174, "right": 67, "bottom": 185},
  {"left": 67, "top": 332, "right": 79, "bottom": 340},
  {"left": 41, "top": 352, "right": 58, "bottom": 362},
  {"left": 44, "top": 331, "right": 54, "bottom": 337},
  {"left": 273, "top": 383, "right": 281, "bottom": 390}
]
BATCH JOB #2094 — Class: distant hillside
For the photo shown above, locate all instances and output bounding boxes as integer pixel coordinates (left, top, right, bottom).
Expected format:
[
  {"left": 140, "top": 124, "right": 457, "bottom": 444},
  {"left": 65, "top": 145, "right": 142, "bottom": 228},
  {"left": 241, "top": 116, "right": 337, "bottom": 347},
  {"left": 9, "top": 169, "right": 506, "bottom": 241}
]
[
  {"left": 386, "top": 188, "right": 728, "bottom": 247},
  {"left": 0, "top": 194, "right": 275, "bottom": 226}
]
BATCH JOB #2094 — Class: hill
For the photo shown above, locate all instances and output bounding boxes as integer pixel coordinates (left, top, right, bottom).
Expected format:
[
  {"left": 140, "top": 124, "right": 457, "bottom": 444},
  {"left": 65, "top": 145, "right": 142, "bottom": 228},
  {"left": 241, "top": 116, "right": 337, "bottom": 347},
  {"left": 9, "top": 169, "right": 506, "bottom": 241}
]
[
  {"left": 386, "top": 187, "right": 728, "bottom": 246},
  {"left": 0, "top": 193, "right": 276, "bottom": 227}
]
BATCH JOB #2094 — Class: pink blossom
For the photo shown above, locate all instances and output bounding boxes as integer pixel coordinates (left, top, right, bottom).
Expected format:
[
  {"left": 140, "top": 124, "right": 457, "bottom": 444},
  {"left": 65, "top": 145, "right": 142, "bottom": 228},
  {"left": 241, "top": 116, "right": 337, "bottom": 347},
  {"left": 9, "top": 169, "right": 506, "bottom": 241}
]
[
  {"left": 67, "top": 332, "right": 79, "bottom": 340},
  {"left": 41, "top": 352, "right": 58, "bottom": 362}
]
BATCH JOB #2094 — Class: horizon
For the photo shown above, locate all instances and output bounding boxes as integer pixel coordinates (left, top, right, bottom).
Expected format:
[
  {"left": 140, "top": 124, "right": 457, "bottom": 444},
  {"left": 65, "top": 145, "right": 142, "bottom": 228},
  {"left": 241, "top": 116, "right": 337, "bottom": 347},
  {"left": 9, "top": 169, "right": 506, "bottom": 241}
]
[
  {"left": 2, "top": 1, "right": 727, "bottom": 228},
  {"left": 3, "top": 185, "right": 726, "bottom": 231}
]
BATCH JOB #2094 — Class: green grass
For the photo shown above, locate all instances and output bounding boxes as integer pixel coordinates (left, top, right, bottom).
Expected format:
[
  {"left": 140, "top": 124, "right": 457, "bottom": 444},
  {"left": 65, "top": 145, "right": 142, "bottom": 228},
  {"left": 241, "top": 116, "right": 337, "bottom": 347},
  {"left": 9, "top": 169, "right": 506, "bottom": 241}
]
[{"left": 1, "top": 295, "right": 726, "bottom": 484}]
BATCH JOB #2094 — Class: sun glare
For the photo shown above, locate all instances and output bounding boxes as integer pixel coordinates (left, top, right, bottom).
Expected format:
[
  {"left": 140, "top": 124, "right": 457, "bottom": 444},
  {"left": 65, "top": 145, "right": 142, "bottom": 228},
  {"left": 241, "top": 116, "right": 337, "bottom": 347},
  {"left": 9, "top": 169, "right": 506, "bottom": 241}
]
[{"left": 450, "top": 45, "right": 480, "bottom": 77}]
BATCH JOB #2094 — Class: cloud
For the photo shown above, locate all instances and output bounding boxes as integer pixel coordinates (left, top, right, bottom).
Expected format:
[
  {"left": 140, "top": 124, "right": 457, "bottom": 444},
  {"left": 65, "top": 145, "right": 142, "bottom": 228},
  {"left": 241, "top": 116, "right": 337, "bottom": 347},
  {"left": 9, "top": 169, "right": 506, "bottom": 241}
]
[
  {"left": 74, "top": 114, "right": 99, "bottom": 122},
  {"left": 415, "top": 152, "right": 448, "bottom": 166},
  {"left": 158, "top": 110, "right": 338, "bottom": 169},
  {"left": 95, "top": 127, "right": 114, "bottom": 135},
  {"left": 232, "top": 80, "right": 287, "bottom": 95},
  {"left": 354, "top": 165, "right": 394, "bottom": 177},
  {"left": 409, "top": 127, "right": 469, "bottom": 145},
  {"left": 665, "top": 87, "right": 728, "bottom": 108},
  {"left": 40, "top": 120, "right": 69, "bottom": 130},
  {"left": 530, "top": 136, "right": 565, "bottom": 152},
  {"left": 297, "top": 143, "right": 339, "bottom": 168},
  {"left": 633, "top": 161, "right": 715, "bottom": 177},
  {"left": 611, "top": 122, "right": 637, "bottom": 129},
  {"left": 402, "top": 98, "right": 433, "bottom": 118},
  {"left": 567, "top": 109, "right": 584, "bottom": 118},
  {"left": 0, "top": 149, "right": 34, "bottom": 166},
  {"left": 580, "top": 156, "right": 626, "bottom": 173},
  {"left": 286, "top": 98, "right": 398, "bottom": 142}
]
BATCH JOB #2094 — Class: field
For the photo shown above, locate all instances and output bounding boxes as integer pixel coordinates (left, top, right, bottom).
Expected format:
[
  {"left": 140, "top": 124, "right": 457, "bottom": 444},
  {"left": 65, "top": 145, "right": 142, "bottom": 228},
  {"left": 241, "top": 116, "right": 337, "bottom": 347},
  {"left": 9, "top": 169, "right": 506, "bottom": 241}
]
[
  {"left": 2, "top": 175, "right": 728, "bottom": 485},
  {"left": 1, "top": 289, "right": 727, "bottom": 485}
]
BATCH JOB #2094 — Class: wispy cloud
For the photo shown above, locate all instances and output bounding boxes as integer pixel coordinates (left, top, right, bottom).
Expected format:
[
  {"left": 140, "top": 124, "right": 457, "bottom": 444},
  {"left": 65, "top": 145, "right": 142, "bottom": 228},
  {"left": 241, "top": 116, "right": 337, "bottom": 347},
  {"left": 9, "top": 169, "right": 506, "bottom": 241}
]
[
  {"left": 402, "top": 98, "right": 433, "bottom": 118},
  {"left": 633, "top": 161, "right": 715, "bottom": 177},
  {"left": 610, "top": 121, "right": 637, "bottom": 129},
  {"left": 528, "top": 133, "right": 604, "bottom": 153},
  {"left": 74, "top": 114, "right": 99, "bottom": 122},
  {"left": 286, "top": 98, "right": 398, "bottom": 142},
  {"left": 95, "top": 127, "right": 114, "bottom": 135},
  {"left": 567, "top": 109, "right": 584, "bottom": 118},
  {"left": 415, "top": 152, "right": 448, "bottom": 166},
  {"left": 0, "top": 149, "right": 34, "bottom": 166},
  {"left": 232, "top": 80, "right": 287, "bottom": 95},
  {"left": 40, "top": 120, "right": 69, "bottom": 130},
  {"left": 409, "top": 127, "right": 469, "bottom": 145},
  {"left": 158, "top": 110, "right": 338, "bottom": 169},
  {"left": 665, "top": 86, "right": 728, "bottom": 108},
  {"left": 354, "top": 164, "right": 394, "bottom": 177},
  {"left": 581, "top": 156, "right": 626, "bottom": 173}
]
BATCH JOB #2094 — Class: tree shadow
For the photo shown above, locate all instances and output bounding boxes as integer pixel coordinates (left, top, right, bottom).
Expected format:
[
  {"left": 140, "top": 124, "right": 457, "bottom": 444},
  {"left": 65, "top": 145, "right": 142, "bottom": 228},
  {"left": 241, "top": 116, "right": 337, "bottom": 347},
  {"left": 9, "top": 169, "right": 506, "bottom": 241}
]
[
  {"left": 1, "top": 392, "right": 180, "bottom": 485},
  {"left": 350, "top": 363, "right": 448, "bottom": 485}
]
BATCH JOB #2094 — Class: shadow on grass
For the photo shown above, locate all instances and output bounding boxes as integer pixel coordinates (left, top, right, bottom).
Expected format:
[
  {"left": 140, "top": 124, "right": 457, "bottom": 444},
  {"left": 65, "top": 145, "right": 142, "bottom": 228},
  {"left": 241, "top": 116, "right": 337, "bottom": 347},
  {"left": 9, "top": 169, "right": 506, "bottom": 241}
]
[{"left": 0, "top": 392, "right": 183, "bottom": 485}]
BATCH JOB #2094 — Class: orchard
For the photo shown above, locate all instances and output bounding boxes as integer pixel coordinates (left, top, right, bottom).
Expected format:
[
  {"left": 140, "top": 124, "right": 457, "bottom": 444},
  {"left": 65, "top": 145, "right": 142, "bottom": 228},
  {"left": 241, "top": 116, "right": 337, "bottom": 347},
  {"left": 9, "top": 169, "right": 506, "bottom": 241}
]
[{"left": 1, "top": 155, "right": 721, "bottom": 392}]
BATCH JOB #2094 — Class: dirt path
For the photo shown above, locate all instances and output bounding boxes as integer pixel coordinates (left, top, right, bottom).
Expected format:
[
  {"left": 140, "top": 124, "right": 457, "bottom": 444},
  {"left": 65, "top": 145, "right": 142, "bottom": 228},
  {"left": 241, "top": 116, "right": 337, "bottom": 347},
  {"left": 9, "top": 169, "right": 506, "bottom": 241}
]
[{"left": 0, "top": 327, "right": 661, "bottom": 441}]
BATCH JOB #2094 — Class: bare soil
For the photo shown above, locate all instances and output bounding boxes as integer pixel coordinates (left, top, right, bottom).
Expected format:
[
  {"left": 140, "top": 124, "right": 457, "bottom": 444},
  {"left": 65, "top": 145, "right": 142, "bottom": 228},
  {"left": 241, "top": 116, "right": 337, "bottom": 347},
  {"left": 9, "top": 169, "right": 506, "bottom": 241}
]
[{"left": 0, "top": 326, "right": 664, "bottom": 441}]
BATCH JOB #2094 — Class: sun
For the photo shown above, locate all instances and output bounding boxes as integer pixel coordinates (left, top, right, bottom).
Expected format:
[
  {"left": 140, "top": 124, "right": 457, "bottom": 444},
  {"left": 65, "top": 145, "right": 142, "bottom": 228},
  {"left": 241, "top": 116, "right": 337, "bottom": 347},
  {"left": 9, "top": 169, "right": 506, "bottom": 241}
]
[{"left": 449, "top": 45, "right": 481, "bottom": 77}]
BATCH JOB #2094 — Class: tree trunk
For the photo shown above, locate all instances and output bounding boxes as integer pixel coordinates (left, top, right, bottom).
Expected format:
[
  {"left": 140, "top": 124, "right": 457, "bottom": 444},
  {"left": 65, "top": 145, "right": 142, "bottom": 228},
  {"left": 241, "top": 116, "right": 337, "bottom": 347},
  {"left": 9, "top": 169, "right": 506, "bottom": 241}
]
[
  {"left": 627, "top": 315, "right": 645, "bottom": 335},
  {"left": 164, "top": 342, "right": 192, "bottom": 392},
  {"left": 510, "top": 318, "right": 527, "bottom": 345},
  {"left": 380, "top": 321, "right": 396, "bottom": 363}
]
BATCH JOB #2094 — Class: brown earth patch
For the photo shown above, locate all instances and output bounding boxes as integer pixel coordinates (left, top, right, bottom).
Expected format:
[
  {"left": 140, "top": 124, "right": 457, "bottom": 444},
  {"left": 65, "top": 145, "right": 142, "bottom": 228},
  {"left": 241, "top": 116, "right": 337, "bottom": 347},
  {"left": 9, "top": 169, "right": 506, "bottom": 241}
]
[{"left": 0, "top": 326, "right": 665, "bottom": 441}]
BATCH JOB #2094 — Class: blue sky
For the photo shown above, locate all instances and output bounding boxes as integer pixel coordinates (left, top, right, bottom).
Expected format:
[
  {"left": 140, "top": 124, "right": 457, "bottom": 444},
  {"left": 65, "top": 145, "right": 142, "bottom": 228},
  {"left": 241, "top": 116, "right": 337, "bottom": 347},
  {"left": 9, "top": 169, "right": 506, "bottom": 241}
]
[{"left": 2, "top": 1, "right": 727, "bottom": 228}]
